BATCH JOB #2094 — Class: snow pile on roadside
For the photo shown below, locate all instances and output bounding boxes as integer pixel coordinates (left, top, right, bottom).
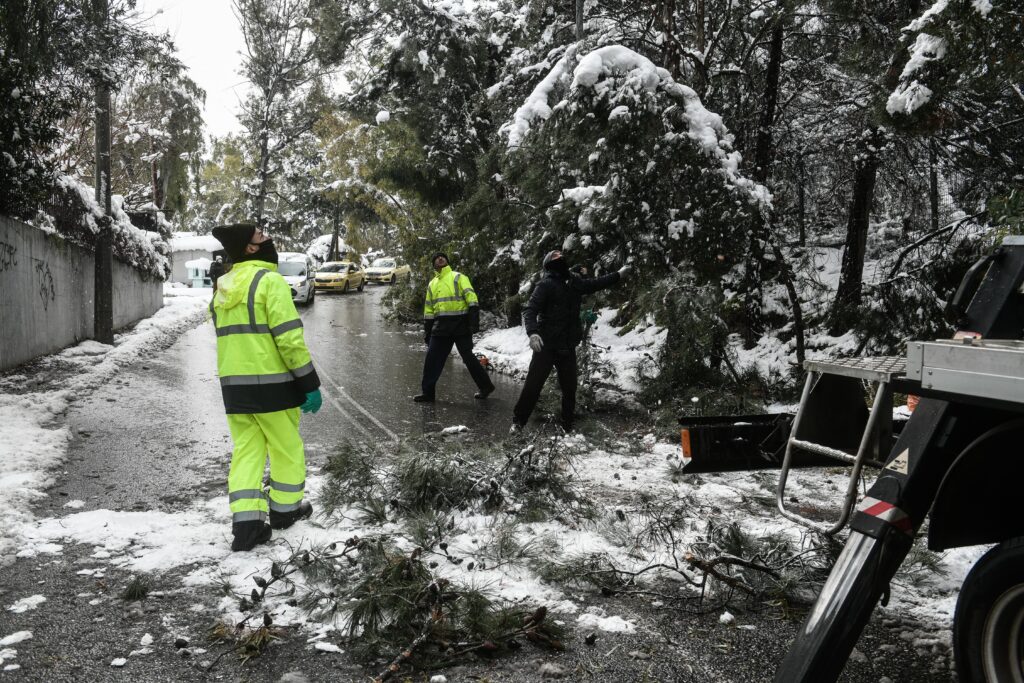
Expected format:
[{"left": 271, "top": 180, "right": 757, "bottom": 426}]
[
  {"left": 476, "top": 307, "right": 666, "bottom": 393},
  {"left": 0, "top": 290, "right": 209, "bottom": 566}
]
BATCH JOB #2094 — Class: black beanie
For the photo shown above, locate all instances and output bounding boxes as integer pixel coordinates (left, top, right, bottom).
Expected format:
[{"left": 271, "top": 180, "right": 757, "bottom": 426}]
[
  {"left": 432, "top": 252, "right": 449, "bottom": 264},
  {"left": 212, "top": 224, "right": 256, "bottom": 261}
]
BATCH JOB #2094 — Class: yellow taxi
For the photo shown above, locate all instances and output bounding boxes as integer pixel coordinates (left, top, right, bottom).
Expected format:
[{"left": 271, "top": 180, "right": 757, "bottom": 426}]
[
  {"left": 314, "top": 261, "right": 366, "bottom": 293},
  {"left": 364, "top": 257, "right": 412, "bottom": 284}
]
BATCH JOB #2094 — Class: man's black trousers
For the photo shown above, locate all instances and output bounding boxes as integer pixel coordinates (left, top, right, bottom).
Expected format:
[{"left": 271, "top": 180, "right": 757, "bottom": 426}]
[
  {"left": 421, "top": 334, "right": 493, "bottom": 397},
  {"left": 512, "top": 348, "right": 577, "bottom": 427}
]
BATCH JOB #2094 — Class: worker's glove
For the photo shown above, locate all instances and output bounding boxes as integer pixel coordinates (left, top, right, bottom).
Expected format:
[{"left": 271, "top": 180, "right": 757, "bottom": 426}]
[
  {"left": 617, "top": 264, "right": 633, "bottom": 278},
  {"left": 529, "top": 334, "right": 544, "bottom": 353},
  {"left": 300, "top": 389, "right": 322, "bottom": 414}
]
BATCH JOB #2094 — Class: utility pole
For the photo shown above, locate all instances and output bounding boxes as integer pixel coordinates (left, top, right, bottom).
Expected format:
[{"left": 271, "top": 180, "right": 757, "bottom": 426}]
[{"left": 93, "top": 0, "right": 114, "bottom": 344}]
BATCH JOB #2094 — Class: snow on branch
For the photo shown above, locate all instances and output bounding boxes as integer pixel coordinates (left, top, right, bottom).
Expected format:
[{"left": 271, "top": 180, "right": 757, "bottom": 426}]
[
  {"left": 500, "top": 44, "right": 771, "bottom": 209},
  {"left": 886, "top": 33, "right": 947, "bottom": 116},
  {"left": 501, "top": 44, "right": 579, "bottom": 148},
  {"left": 32, "top": 175, "right": 170, "bottom": 280}
]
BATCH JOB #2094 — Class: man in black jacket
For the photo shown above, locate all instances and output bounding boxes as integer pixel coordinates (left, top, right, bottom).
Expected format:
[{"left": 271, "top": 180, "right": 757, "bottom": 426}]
[{"left": 511, "top": 250, "right": 630, "bottom": 431}]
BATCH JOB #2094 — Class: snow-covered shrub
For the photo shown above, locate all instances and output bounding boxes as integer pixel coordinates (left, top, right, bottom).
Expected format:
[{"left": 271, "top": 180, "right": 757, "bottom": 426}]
[{"left": 31, "top": 174, "right": 170, "bottom": 280}]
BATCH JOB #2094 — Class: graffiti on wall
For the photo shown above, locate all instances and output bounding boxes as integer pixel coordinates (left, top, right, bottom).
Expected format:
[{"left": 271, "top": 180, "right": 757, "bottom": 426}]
[
  {"left": 0, "top": 240, "right": 17, "bottom": 272},
  {"left": 33, "top": 258, "right": 56, "bottom": 310}
]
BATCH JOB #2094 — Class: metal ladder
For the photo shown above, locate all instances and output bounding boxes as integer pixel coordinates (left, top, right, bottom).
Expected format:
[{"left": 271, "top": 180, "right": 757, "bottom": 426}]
[{"left": 776, "top": 356, "right": 906, "bottom": 534}]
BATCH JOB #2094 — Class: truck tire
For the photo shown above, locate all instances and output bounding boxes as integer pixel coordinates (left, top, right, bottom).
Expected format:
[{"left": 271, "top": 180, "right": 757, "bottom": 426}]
[{"left": 954, "top": 536, "right": 1024, "bottom": 683}]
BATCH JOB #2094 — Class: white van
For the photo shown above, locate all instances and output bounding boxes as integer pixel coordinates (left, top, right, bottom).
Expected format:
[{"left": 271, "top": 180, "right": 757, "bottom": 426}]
[{"left": 278, "top": 252, "right": 316, "bottom": 306}]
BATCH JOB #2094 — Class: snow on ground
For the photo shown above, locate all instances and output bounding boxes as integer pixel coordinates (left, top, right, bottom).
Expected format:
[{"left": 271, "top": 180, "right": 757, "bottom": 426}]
[
  {"left": 0, "top": 284, "right": 209, "bottom": 566},
  {"left": 7, "top": 428, "right": 982, "bottom": 663},
  {"left": 476, "top": 307, "right": 666, "bottom": 394}
]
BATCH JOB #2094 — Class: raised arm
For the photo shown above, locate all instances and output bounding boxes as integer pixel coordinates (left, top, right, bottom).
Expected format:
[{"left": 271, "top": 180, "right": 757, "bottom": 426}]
[{"left": 571, "top": 270, "right": 621, "bottom": 295}]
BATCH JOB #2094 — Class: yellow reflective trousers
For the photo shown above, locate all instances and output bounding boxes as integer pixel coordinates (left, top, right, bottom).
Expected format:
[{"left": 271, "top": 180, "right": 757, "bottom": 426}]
[{"left": 225, "top": 407, "right": 306, "bottom": 524}]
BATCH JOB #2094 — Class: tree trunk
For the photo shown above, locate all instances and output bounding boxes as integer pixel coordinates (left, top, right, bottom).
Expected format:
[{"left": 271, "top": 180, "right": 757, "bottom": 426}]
[
  {"left": 797, "top": 151, "right": 806, "bottom": 246},
  {"left": 330, "top": 206, "right": 341, "bottom": 261},
  {"left": 752, "top": 15, "right": 784, "bottom": 183},
  {"left": 929, "top": 141, "right": 939, "bottom": 233},
  {"left": 255, "top": 127, "right": 270, "bottom": 226},
  {"left": 658, "top": 0, "right": 681, "bottom": 78},
  {"left": 575, "top": 0, "right": 584, "bottom": 40},
  {"left": 772, "top": 244, "right": 805, "bottom": 365},
  {"left": 742, "top": 12, "right": 785, "bottom": 348},
  {"left": 830, "top": 139, "right": 880, "bottom": 334}
]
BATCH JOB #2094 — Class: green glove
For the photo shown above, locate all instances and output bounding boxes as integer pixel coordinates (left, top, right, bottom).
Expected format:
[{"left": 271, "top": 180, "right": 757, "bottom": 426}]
[
  {"left": 300, "top": 389, "right": 322, "bottom": 414},
  {"left": 581, "top": 309, "right": 598, "bottom": 325}
]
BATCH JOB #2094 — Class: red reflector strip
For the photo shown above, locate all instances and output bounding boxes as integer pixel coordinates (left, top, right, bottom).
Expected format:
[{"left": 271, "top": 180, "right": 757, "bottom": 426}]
[{"left": 857, "top": 496, "right": 913, "bottom": 534}]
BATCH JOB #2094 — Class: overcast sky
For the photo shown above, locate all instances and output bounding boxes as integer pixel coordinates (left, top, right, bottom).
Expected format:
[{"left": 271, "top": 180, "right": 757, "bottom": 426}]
[{"left": 134, "top": 0, "right": 247, "bottom": 140}]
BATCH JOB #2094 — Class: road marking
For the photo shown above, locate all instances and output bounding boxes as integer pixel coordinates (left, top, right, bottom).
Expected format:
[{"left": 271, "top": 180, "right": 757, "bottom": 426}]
[
  {"left": 296, "top": 309, "right": 376, "bottom": 441},
  {"left": 316, "top": 363, "right": 400, "bottom": 443},
  {"left": 324, "top": 390, "right": 375, "bottom": 440}
]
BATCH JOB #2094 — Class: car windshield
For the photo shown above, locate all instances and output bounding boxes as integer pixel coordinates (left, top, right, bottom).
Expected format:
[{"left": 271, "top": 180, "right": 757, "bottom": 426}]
[
  {"left": 371, "top": 259, "right": 395, "bottom": 268},
  {"left": 278, "top": 261, "right": 306, "bottom": 277},
  {"left": 318, "top": 263, "right": 346, "bottom": 273}
]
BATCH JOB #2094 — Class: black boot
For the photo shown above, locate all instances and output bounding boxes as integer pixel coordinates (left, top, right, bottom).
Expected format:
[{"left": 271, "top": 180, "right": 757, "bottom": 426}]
[
  {"left": 231, "top": 521, "right": 272, "bottom": 552},
  {"left": 474, "top": 383, "right": 495, "bottom": 399},
  {"left": 269, "top": 500, "right": 313, "bottom": 530},
  {"left": 413, "top": 394, "right": 435, "bottom": 402}
]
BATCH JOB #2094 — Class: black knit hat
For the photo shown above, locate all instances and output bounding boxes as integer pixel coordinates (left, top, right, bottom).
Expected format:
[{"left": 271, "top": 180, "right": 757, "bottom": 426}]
[
  {"left": 432, "top": 252, "right": 449, "bottom": 264},
  {"left": 542, "top": 250, "right": 564, "bottom": 269},
  {"left": 212, "top": 224, "right": 256, "bottom": 261}
]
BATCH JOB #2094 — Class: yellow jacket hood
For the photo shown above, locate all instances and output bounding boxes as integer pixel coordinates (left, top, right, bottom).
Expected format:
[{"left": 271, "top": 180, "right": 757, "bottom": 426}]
[{"left": 214, "top": 260, "right": 278, "bottom": 310}]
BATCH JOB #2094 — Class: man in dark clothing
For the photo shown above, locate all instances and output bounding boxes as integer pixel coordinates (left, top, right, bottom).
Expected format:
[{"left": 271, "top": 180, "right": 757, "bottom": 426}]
[
  {"left": 512, "top": 250, "right": 630, "bottom": 431},
  {"left": 415, "top": 252, "right": 495, "bottom": 402}
]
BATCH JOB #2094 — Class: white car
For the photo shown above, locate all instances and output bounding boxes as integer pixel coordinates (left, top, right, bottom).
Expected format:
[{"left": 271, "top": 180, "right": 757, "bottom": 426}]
[{"left": 278, "top": 252, "right": 316, "bottom": 306}]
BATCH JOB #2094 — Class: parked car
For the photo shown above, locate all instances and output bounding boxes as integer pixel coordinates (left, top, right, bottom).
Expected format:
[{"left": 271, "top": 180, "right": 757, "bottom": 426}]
[
  {"left": 278, "top": 252, "right": 316, "bottom": 306},
  {"left": 364, "top": 257, "right": 411, "bottom": 285},
  {"left": 314, "top": 261, "right": 365, "bottom": 293}
]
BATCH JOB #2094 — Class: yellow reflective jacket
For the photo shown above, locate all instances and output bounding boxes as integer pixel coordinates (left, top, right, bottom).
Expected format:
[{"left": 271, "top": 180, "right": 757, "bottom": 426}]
[
  {"left": 422, "top": 265, "right": 480, "bottom": 337},
  {"left": 210, "top": 260, "right": 320, "bottom": 414}
]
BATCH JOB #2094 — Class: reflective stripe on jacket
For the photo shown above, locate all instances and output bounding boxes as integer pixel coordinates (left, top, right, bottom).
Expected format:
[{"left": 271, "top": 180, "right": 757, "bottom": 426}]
[
  {"left": 211, "top": 259, "right": 320, "bottom": 414},
  {"left": 422, "top": 265, "right": 479, "bottom": 337}
]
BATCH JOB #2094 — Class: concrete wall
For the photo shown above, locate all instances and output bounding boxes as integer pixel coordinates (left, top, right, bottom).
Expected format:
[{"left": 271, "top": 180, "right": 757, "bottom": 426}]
[{"left": 0, "top": 215, "right": 163, "bottom": 371}]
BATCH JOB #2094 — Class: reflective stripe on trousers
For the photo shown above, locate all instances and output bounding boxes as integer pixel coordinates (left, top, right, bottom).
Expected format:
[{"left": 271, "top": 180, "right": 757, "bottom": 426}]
[{"left": 226, "top": 407, "right": 305, "bottom": 524}]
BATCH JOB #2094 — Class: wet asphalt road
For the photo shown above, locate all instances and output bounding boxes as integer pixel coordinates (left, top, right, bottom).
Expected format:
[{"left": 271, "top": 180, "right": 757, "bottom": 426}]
[
  {"left": 35, "top": 286, "right": 520, "bottom": 515},
  {"left": 299, "top": 285, "right": 520, "bottom": 443}
]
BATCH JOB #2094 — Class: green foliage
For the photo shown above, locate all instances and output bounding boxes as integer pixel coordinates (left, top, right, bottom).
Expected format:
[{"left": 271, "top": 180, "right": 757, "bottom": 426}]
[
  {"left": 989, "top": 190, "right": 1024, "bottom": 235},
  {"left": 321, "top": 435, "right": 591, "bottom": 527},
  {"left": 281, "top": 539, "right": 565, "bottom": 668},
  {"left": 0, "top": 0, "right": 178, "bottom": 218},
  {"left": 120, "top": 575, "right": 150, "bottom": 601}
]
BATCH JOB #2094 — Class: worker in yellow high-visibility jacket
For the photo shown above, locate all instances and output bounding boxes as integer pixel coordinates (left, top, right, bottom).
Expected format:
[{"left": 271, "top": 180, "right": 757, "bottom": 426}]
[
  {"left": 210, "top": 224, "right": 322, "bottom": 552},
  {"left": 415, "top": 252, "right": 494, "bottom": 402}
]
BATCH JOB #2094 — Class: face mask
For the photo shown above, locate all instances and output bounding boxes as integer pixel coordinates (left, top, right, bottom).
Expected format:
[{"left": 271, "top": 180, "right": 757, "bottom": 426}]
[
  {"left": 253, "top": 239, "right": 278, "bottom": 265},
  {"left": 546, "top": 258, "right": 569, "bottom": 276}
]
